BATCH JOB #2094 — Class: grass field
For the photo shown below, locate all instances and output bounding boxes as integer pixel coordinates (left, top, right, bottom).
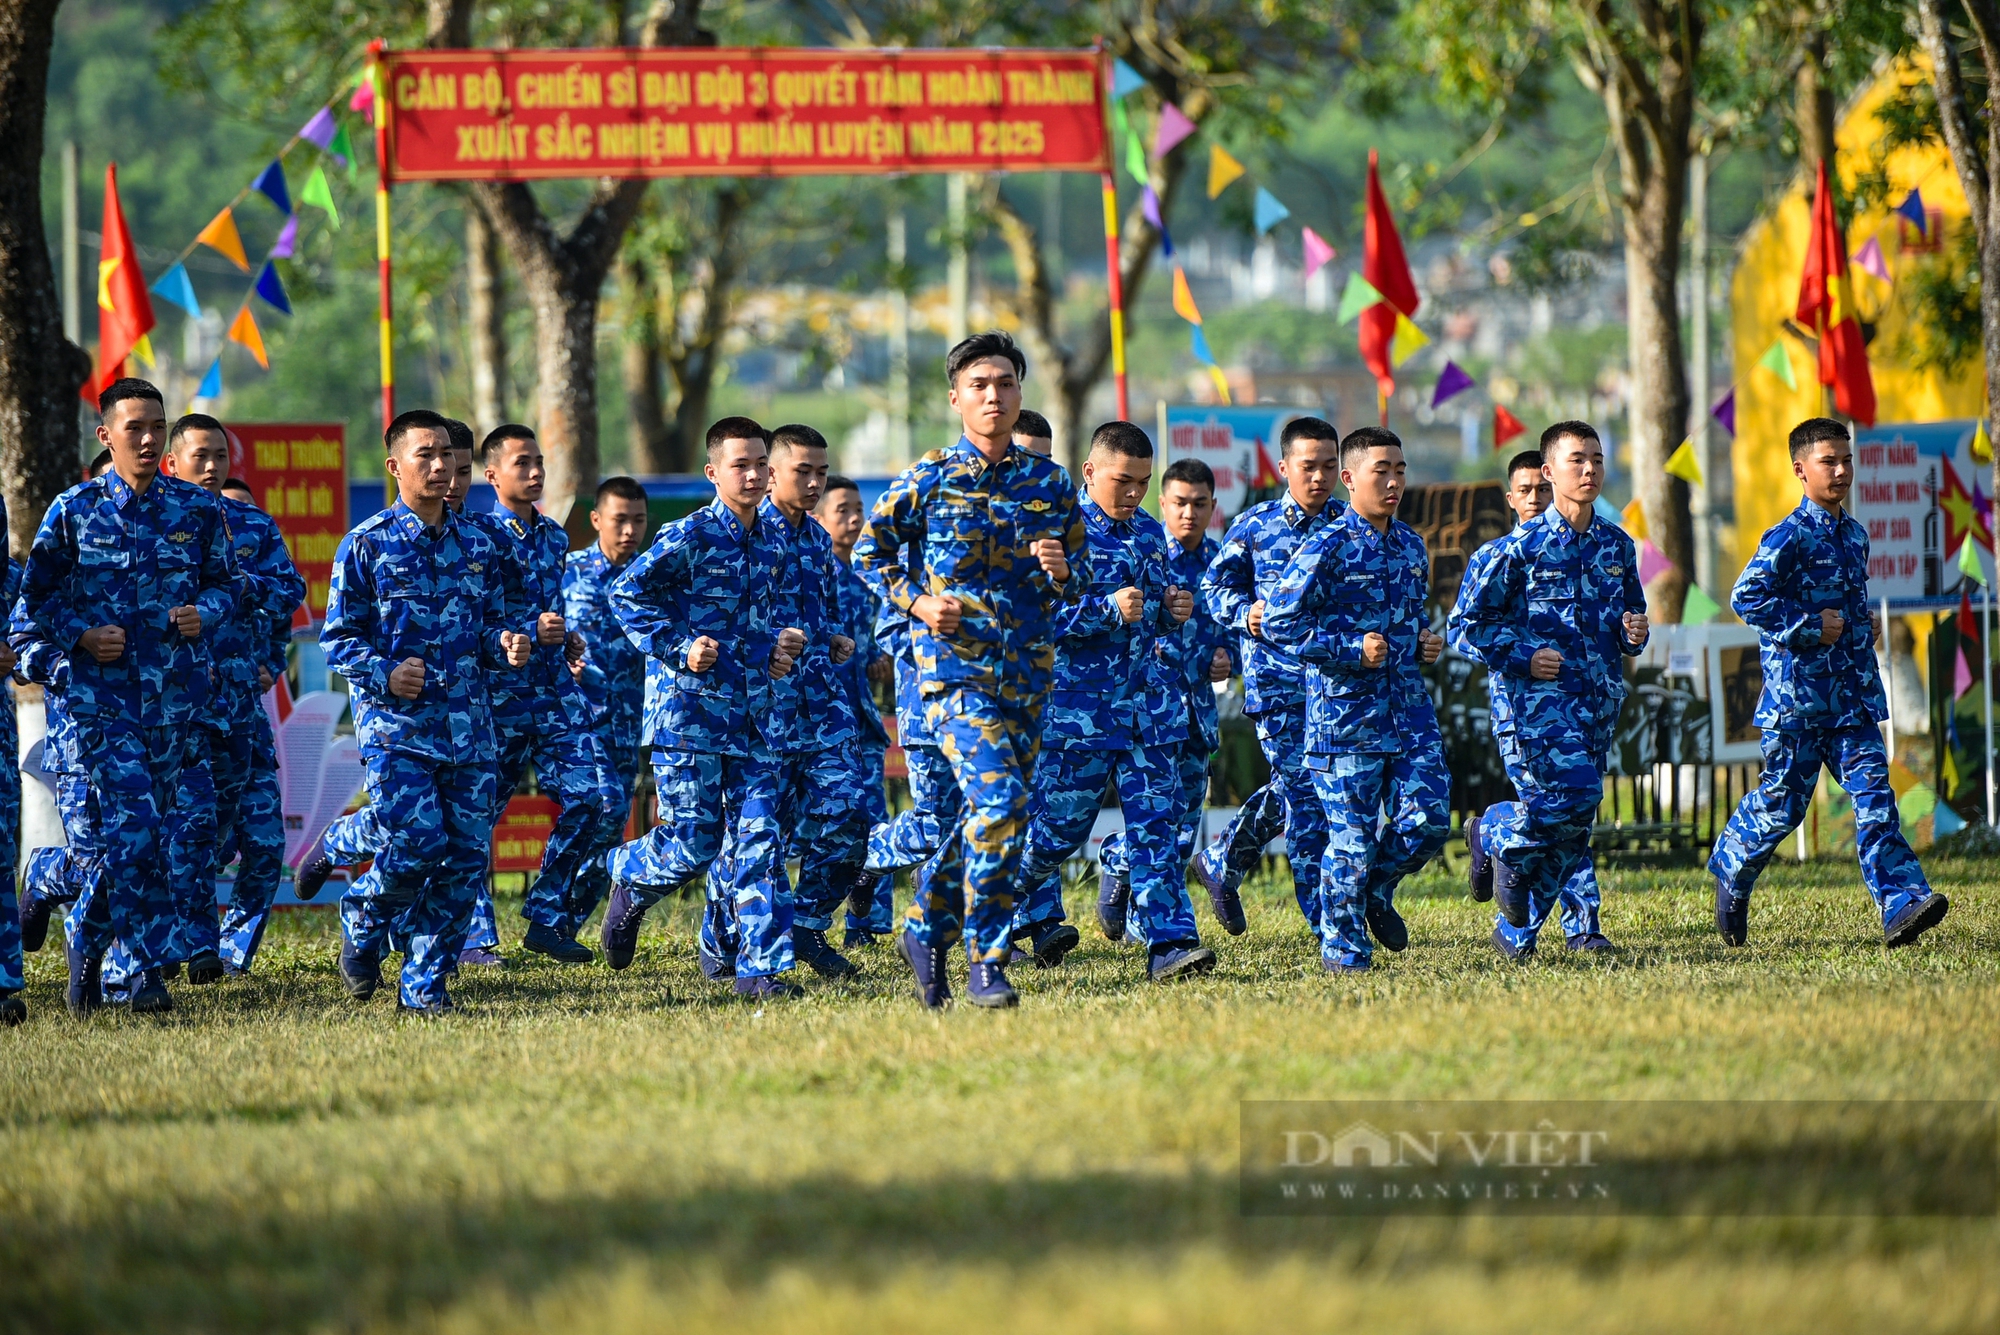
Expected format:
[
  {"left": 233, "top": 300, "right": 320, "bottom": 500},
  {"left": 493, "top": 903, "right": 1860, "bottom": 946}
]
[{"left": 2, "top": 854, "right": 1996, "bottom": 1335}]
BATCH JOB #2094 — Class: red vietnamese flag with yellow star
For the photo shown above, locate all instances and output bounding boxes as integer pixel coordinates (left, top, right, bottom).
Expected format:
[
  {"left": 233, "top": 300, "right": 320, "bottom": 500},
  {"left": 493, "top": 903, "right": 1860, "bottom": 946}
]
[
  {"left": 1795, "top": 159, "right": 1875, "bottom": 426},
  {"left": 83, "top": 162, "right": 156, "bottom": 403},
  {"left": 1939, "top": 457, "right": 1993, "bottom": 555},
  {"left": 1359, "top": 149, "right": 1419, "bottom": 414}
]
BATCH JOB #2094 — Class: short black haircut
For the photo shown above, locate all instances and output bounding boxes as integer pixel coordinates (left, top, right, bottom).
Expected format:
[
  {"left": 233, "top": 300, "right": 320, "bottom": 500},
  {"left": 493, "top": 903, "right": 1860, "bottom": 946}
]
[
  {"left": 821, "top": 473, "right": 860, "bottom": 499},
  {"left": 1539, "top": 419, "right": 1601, "bottom": 451},
  {"left": 169, "top": 412, "right": 226, "bottom": 449},
  {"left": 1789, "top": 415, "right": 1851, "bottom": 459},
  {"left": 443, "top": 418, "right": 476, "bottom": 454},
  {"left": 1161, "top": 458, "right": 1216, "bottom": 494},
  {"left": 594, "top": 475, "right": 648, "bottom": 507},
  {"left": 1280, "top": 415, "right": 1339, "bottom": 458},
  {"left": 769, "top": 423, "right": 829, "bottom": 457},
  {"left": 945, "top": 330, "right": 1026, "bottom": 386},
  {"left": 1088, "top": 420, "right": 1154, "bottom": 459},
  {"left": 1340, "top": 424, "right": 1402, "bottom": 465},
  {"left": 706, "top": 416, "right": 769, "bottom": 462},
  {"left": 221, "top": 476, "right": 254, "bottom": 495},
  {"left": 385, "top": 408, "right": 451, "bottom": 452},
  {"left": 88, "top": 448, "right": 114, "bottom": 476},
  {"left": 480, "top": 422, "right": 535, "bottom": 462},
  {"left": 1013, "top": 409, "right": 1053, "bottom": 439},
  {"left": 98, "top": 377, "right": 164, "bottom": 417},
  {"left": 1504, "top": 449, "right": 1545, "bottom": 481}
]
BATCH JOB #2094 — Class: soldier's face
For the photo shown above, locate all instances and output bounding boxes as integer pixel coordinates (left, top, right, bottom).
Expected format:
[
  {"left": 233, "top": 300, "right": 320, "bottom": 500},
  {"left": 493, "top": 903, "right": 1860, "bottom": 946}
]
[
  {"left": 706, "top": 437, "right": 770, "bottom": 509},
  {"left": 949, "top": 357, "right": 1022, "bottom": 441},
  {"left": 165, "top": 427, "right": 231, "bottom": 495},
  {"left": 485, "top": 435, "right": 545, "bottom": 504},
  {"left": 1084, "top": 447, "right": 1153, "bottom": 520},
  {"left": 98, "top": 396, "right": 168, "bottom": 485},
  {"left": 1794, "top": 439, "right": 1854, "bottom": 506},
  {"left": 814, "top": 487, "right": 865, "bottom": 553},
  {"left": 1544, "top": 434, "right": 1603, "bottom": 505},
  {"left": 445, "top": 447, "right": 475, "bottom": 509},
  {"left": 387, "top": 427, "right": 453, "bottom": 503},
  {"left": 769, "top": 443, "right": 829, "bottom": 516},
  {"left": 1160, "top": 480, "right": 1215, "bottom": 545},
  {"left": 592, "top": 494, "right": 649, "bottom": 561},
  {"left": 1506, "top": 468, "right": 1552, "bottom": 524},
  {"left": 1341, "top": 445, "right": 1406, "bottom": 521},
  {"left": 1281, "top": 438, "right": 1339, "bottom": 512}
]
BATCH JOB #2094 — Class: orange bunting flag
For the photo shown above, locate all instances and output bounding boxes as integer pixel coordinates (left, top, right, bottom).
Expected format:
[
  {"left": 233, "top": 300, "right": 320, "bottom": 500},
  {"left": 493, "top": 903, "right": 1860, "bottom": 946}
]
[
  {"left": 86, "top": 162, "right": 158, "bottom": 402},
  {"left": 228, "top": 304, "right": 269, "bottom": 369},
  {"left": 1171, "top": 266, "right": 1202, "bottom": 325},
  {"left": 1493, "top": 404, "right": 1526, "bottom": 450},
  {"left": 197, "top": 208, "right": 251, "bottom": 272},
  {"left": 1796, "top": 160, "right": 1876, "bottom": 426}
]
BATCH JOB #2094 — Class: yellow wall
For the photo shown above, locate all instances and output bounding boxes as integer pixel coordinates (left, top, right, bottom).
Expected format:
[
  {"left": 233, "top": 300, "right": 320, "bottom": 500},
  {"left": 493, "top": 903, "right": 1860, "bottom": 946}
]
[{"left": 1728, "top": 57, "right": 1985, "bottom": 595}]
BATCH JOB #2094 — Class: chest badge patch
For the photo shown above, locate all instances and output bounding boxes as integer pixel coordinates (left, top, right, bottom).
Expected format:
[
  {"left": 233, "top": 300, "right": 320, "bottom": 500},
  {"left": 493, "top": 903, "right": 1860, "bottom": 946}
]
[{"left": 1024, "top": 499, "right": 1050, "bottom": 512}]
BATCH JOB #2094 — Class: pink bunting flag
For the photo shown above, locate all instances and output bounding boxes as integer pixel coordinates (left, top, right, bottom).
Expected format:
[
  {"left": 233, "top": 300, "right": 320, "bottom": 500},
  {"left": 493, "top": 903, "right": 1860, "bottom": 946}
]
[
  {"left": 299, "top": 106, "right": 338, "bottom": 151},
  {"left": 1637, "top": 539, "right": 1672, "bottom": 586},
  {"left": 1956, "top": 638, "right": 1975, "bottom": 700},
  {"left": 1153, "top": 104, "right": 1197, "bottom": 158},
  {"left": 1853, "top": 235, "right": 1890, "bottom": 283},
  {"left": 1301, "top": 226, "right": 1336, "bottom": 279},
  {"left": 349, "top": 75, "right": 375, "bottom": 123}
]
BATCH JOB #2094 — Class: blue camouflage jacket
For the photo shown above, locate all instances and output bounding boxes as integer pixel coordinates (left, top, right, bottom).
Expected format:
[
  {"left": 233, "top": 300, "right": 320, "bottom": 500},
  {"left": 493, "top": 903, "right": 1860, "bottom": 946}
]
[
  {"left": 321, "top": 501, "right": 514, "bottom": 764},
  {"left": 1447, "top": 506, "right": 1647, "bottom": 721},
  {"left": 563, "top": 544, "right": 646, "bottom": 752},
  {"left": 1446, "top": 535, "right": 1516, "bottom": 734},
  {"left": 1162, "top": 534, "right": 1234, "bottom": 753},
  {"left": 854, "top": 435, "right": 1088, "bottom": 704},
  {"left": 13, "top": 471, "right": 236, "bottom": 726},
  {"left": 212, "top": 495, "right": 306, "bottom": 726},
  {"left": 474, "top": 503, "right": 594, "bottom": 733},
  {"left": 875, "top": 601, "right": 937, "bottom": 751},
  {"left": 1733, "top": 497, "right": 1887, "bottom": 730},
  {"left": 1201, "top": 492, "right": 1343, "bottom": 716},
  {"left": 1046, "top": 498, "right": 1183, "bottom": 750},
  {"left": 612, "top": 497, "right": 780, "bottom": 758},
  {"left": 1262, "top": 505, "right": 1437, "bottom": 756},
  {"left": 831, "top": 551, "right": 889, "bottom": 747},
  {"left": 761, "top": 496, "right": 856, "bottom": 755}
]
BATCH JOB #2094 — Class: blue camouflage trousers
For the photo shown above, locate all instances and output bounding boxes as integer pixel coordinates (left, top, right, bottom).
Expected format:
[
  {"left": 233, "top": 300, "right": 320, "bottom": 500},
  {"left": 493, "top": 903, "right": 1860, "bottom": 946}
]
[
  {"left": 213, "top": 716, "right": 289, "bottom": 972},
  {"left": 1100, "top": 742, "right": 1210, "bottom": 886},
  {"left": 776, "top": 744, "right": 872, "bottom": 933},
  {"left": 1709, "top": 723, "right": 1933, "bottom": 926},
  {"left": 571, "top": 729, "right": 646, "bottom": 932},
  {"left": 1016, "top": 742, "right": 1198, "bottom": 946},
  {"left": 1309, "top": 743, "right": 1451, "bottom": 965},
  {"left": 920, "top": 688, "right": 1041, "bottom": 962},
  {"left": 1196, "top": 705, "right": 1324, "bottom": 923},
  {"left": 63, "top": 718, "right": 187, "bottom": 970},
  {"left": 1484, "top": 695, "right": 1614, "bottom": 949},
  {"left": 842, "top": 739, "right": 898, "bottom": 934},
  {"left": 465, "top": 720, "right": 627, "bottom": 948},
  {"left": 1489, "top": 726, "right": 1601, "bottom": 948},
  {"left": 854, "top": 745, "right": 964, "bottom": 936},
  {"left": 106, "top": 728, "right": 217, "bottom": 991},
  {"left": 339, "top": 751, "right": 495, "bottom": 1008},
  {"left": 0, "top": 685, "right": 19, "bottom": 993},
  {"left": 607, "top": 748, "right": 792, "bottom": 977}
]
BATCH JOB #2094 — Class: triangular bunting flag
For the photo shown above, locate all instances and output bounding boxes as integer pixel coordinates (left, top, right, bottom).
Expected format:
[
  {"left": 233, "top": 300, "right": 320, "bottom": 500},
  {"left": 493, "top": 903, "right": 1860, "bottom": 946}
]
[
  {"left": 1621, "top": 498, "right": 1649, "bottom": 540},
  {"left": 1336, "top": 272, "right": 1386, "bottom": 324},
  {"left": 129, "top": 333, "right": 155, "bottom": 369},
  {"left": 269, "top": 215, "right": 299, "bottom": 260},
  {"left": 1682, "top": 584, "right": 1721, "bottom": 625},
  {"left": 1111, "top": 58, "right": 1146, "bottom": 100},
  {"left": 1389, "top": 312, "right": 1429, "bottom": 368},
  {"left": 1493, "top": 404, "right": 1526, "bottom": 449},
  {"left": 301, "top": 165, "right": 340, "bottom": 228},
  {"left": 1895, "top": 187, "right": 1928, "bottom": 236},
  {"left": 1712, "top": 387, "right": 1736, "bottom": 436},
  {"left": 228, "top": 304, "right": 270, "bottom": 369},
  {"left": 254, "top": 260, "right": 292, "bottom": 316},
  {"left": 1853, "top": 235, "right": 1890, "bottom": 282},
  {"left": 197, "top": 208, "right": 251, "bottom": 271},
  {"left": 1934, "top": 800, "right": 1967, "bottom": 836},
  {"left": 1301, "top": 227, "right": 1336, "bottom": 279},
  {"left": 1205, "top": 365, "right": 1233, "bottom": 405},
  {"left": 1253, "top": 187, "right": 1290, "bottom": 235},
  {"left": 1124, "top": 127, "right": 1149, "bottom": 186},
  {"left": 195, "top": 357, "right": 222, "bottom": 400},
  {"left": 1431, "top": 360, "right": 1474, "bottom": 408},
  {"left": 149, "top": 262, "right": 201, "bottom": 318},
  {"left": 1593, "top": 496, "right": 1624, "bottom": 526},
  {"left": 1153, "top": 103, "right": 1196, "bottom": 158},
  {"left": 1172, "top": 266, "right": 1202, "bottom": 325},
  {"left": 1190, "top": 324, "right": 1218, "bottom": 366},
  {"left": 1207, "top": 144, "right": 1245, "bottom": 199},
  {"left": 1958, "top": 535, "right": 1987, "bottom": 587},
  {"left": 251, "top": 161, "right": 291, "bottom": 216},
  {"left": 1141, "top": 185, "right": 1163, "bottom": 230},
  {"left": 1973, "top": 419, "right": 1992, "bottom": 464},
  {"left": 298, "top": 106, "right": 339, "bottom": 151},
  {"left": 1976, "top": 480, "right": 1993, "bottom": 535},
  {"left": 1664, "top": 438, "right": 1703, "bottom": 485},
  {"left": 328, "top": 123, "right": 355, "bottom": 174},
  {"left": 1896, "top": 780, "right": 1937, "bottom": 826},
  {"left": 349, "top": 70, "right": 375, "bottom": 120},
  {"left": 1757, "top": 339, "right": 1797, "bottom": 391},
  {"left": 1637, "top": 538, "right": 1672, "bottom": 586}
]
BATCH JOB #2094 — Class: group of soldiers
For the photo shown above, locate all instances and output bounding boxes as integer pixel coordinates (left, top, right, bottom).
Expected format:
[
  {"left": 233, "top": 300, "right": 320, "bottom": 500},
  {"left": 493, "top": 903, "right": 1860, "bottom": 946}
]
[{"left": 0, "top": 331, "right": 1952, "bottom": 1022}]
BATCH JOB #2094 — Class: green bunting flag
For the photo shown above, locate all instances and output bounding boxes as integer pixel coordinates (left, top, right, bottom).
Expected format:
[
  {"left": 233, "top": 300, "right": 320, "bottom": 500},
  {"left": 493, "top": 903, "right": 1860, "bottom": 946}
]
[
  {"left": 1757, "top": 339, "right": 1797, "bottom": 391},
  {"left": 1336, "top": 272, "right": 1387, "bottom": 324},
  {"left": 1958, "top": 535, "right": 1988, "bottom": 588},
  {"left": 300, "top": 164, "right": 340, "bottom": 228},
  {"left": 328, "top": 123, "right": 357, "bottom": 181},
  {"left": 1682, "top": 584, "right": 1721, "bottom": 625}
]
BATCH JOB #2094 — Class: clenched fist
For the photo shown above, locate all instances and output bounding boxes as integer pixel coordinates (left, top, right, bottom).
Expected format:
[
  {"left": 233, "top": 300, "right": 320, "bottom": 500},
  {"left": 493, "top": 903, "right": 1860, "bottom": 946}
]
[
  {"left": 769, "top": 627, "right": 806, "bottom": 679},
  {"left": 1820, "top": 608, "right": 1844, "bottom": 645},
  {"left": 1418, "top": 628, "right": 1444, "bottom": 664},
  {"left": 501, "top": 631, "right": 532, "bottom": 667},
  {"left": 1361, "top": 632, "right": 1389, "bottom": 668},
  {"left": 169, "top": 605, "right": 202, "bottom": 639},
  {"left": 830, "top": 634, "right": 854, "bottom": 665},
  {"left": 536, "top": 611, "right": 566, "bottom": 646},
  {"left": 388, "top": 657, "right": 426, "bottom": 700},
  {"left": 914, "top": 594, "right": 963, "bottom": 637},
  {"left": 687, "top": 636, "right": 720, "bottom": 674},
  {"left": 79, "top": 625, "right": 126, "bottom": 664},
  {"left": 1623, "top": 610, "right": 1648, "bottom": 646},
  {"left": 1530, "top": 647, "right": 1564, "bottom": 681},
  {"left": 1208, "top": 647, "right": 1232, "bottom": 683},
  {"left": 1111, "top": 587, "right": 1144, "bottom": 624},
  {"left": 1165, "top": 587, "right": 1194, "bottom": 623},
  {"left": 1034, "top": 539, "right": 1069, "bottom": 583},
  {"left": 1246, "top": 599, "right": 1266, "bottom": 639}
]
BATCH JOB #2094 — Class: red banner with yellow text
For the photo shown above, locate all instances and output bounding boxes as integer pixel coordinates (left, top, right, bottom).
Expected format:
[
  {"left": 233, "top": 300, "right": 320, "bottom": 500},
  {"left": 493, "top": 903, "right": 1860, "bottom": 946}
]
[
  {"left": 381, "top": 46, "right": 1108, "bottom": 182},
  {"left": 223, "top": 423, "right": 348, "bottom": 625}
]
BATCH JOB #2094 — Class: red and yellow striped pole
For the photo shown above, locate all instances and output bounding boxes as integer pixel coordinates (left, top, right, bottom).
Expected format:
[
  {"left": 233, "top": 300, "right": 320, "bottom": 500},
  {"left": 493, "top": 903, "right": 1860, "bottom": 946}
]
[
  {"left": 368, "top": 39, "right": 394, "bottom": 436},
  {"left": 1101, "top": 171, "right": 1128, "bottom": 422}
]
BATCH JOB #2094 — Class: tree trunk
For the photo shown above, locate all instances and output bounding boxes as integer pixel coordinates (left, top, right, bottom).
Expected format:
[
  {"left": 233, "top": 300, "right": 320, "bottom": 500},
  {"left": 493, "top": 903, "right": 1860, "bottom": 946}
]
[
  {"left": 659, "top": 180, "right": 754, "bottom": 474},
  {"left": 1795, "top": 25, "right": 1836, "bottom": 182},
  {"left": 618, "top": 251, "right": 668, "bottom": 475},
  {"left": 465, "top": 203, "right": 507, "bottom": 435},
  {"left": 0, "top": 0, "right": 91, "bottom": 558}
]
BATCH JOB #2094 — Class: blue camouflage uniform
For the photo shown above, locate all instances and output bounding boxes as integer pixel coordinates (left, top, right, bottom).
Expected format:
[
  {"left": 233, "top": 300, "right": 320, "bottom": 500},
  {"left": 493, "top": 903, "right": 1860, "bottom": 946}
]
[
  {"left": 460, "top": 503, "right": 624, "bottom": 949},
  {"left": 1100, "top": 533, "right": 1232, "bottom": 898},
  {"left": 1014, "top": 499, "right": 1198, "bottom": 948},
  {"left": 1448, "top": 506, "right": 1646, "bottom": 949},
  {"left": 12, "top": 470, "right": 236, "bottom": 975},
  {"left": 562, "top": 542, "right": 647, "bottom": 930},
  {"left": 831, "top": 549, "right": 896, "bottom": 936},
  {"left": 1195, "top": 493, "right": 1343, "bottom": 919},
  {"left": 217, "top": 545, "right": 302, "bottom": 971},
  {"left": 1709, "top": 498, "right": 1932, "bottom": 923},
  {"left": 0, "top": 538, "right": 20, "bottom": 998},
  {"left": 1263, "top": 506, "right": 1449, "bottom": 967},
  {"left": 603, "top": 498, "right": 793, "bottom": 978},
  {"left": 14, "top": 637, "right": 85, "bottom": 942},
  {"left": 857, "top": 598, "right": 966, "bottom": 935},
  {"left": 854, "top": 435, "right": 1088, "bottom": 963},
  {"left": 1448, "top": 534, "right": 1601, "bottom": 941},
  {"left": 320, "top": 501, "right": 511, "bottom": 1008}
]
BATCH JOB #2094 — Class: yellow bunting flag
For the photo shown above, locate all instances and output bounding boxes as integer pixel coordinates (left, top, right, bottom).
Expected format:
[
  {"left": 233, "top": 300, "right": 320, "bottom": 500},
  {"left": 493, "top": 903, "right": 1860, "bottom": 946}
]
[
  {"left": 1664, "top": 438, "right": 1703, "bottom": 485},
  {"left": 1172, "top": 266, "right": 1202, "bottom": 325},
  {"left": 197, "top": 208, "right": 251, "bottom": 271},
  {"left": 129, "top": 333, "right": 155, "bottom": 369},
  {"left": 228, "top": 304, "right": 269, "bottom": 369},
  {"left": 1621, "top": 497, "right": 1649, "bottom": 541},
  {"left": 1389, "top": 312, "right": 1430, "bottom": 368},
  {"left": 1206, "top": 364, "right": 1233, "bottom": 405},
  {"left": 1207, "top": 144, "right": 1246, "bottom": 199},
  {"left": 1974, "top": 420, "right": 1992, "bottom": 464}
]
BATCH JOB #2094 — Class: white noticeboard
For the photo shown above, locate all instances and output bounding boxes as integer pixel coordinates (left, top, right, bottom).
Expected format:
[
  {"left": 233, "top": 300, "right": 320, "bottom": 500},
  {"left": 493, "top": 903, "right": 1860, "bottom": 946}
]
[
  {"left": 1162, "top": 406, "right": 1328, "bottom": 535},
  {"left": 1851, "top": 419, "right": 1996, "bottom": 611}
]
